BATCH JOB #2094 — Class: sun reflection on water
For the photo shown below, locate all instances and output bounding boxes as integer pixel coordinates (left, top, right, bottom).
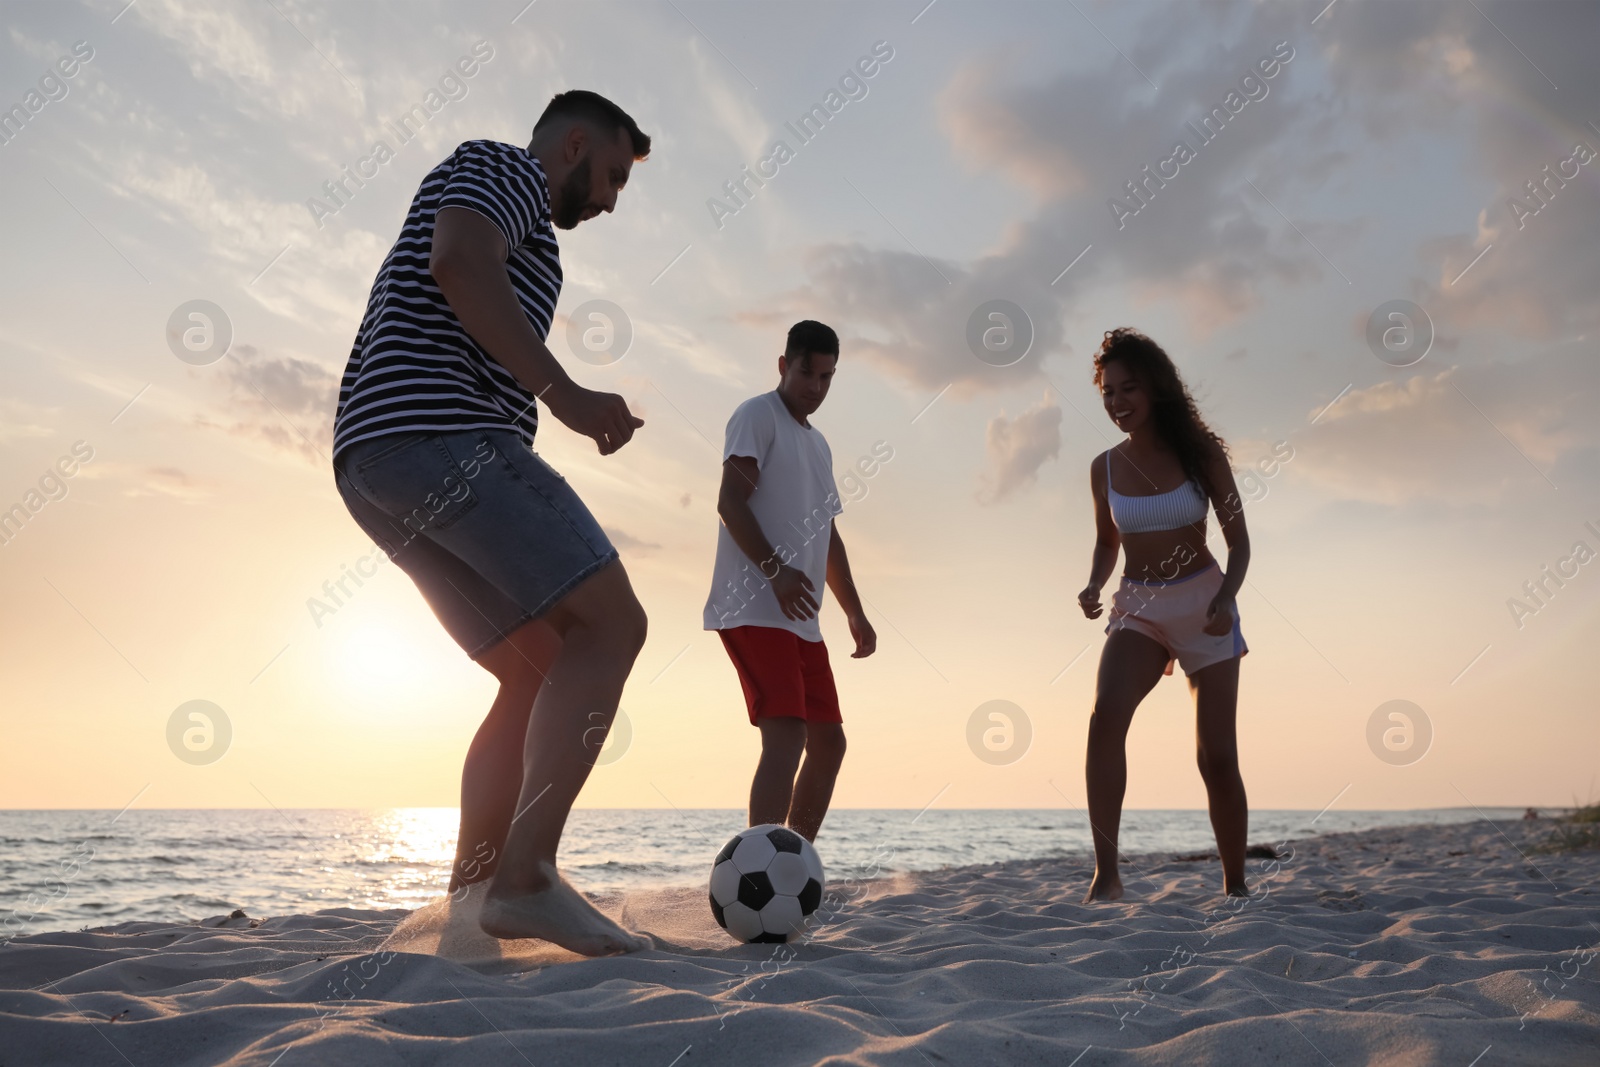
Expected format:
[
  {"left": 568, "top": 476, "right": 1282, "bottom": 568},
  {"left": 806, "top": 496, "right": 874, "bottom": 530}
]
[
  {"left": 352, "top": 808, "right": 458, "bottom": 910},
  {"left": 364, "top": 808, "right": 458, "bottom": 865}
]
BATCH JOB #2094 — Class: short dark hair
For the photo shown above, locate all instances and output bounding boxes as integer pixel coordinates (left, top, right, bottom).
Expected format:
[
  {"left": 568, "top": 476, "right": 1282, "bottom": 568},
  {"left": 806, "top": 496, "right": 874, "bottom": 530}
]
[
  {"left": 784, "top": 320, "right": 839, "bottom": 367},
  {"left": 532, "top": 90, "right": 651, "bottom": 159}
]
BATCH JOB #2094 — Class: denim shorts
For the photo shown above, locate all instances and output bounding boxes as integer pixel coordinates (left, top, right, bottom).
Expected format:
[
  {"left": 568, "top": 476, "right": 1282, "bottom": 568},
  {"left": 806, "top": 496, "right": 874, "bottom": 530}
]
[{"left": 332, "top": 429, "right": 618, "bottom": 659}]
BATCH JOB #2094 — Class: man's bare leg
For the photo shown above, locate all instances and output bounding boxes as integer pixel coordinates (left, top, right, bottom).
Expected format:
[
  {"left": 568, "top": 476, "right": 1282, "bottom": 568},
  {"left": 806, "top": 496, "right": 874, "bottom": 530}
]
[
  {"left": 479, "top": 560, "right": 651, "bottom": 954},
  {"left": 786, "top": 722, "right": 845, "bottom": 842},
  {"left": 449, "top": 619, "right": 561, "bottom": 894},
  {"left": 749, "top": 717, "right": 806, "bottom": 827}
]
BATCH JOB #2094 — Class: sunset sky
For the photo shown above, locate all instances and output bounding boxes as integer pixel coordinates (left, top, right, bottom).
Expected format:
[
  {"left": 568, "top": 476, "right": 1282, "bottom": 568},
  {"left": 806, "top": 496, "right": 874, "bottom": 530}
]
[{"left": 1, "top": 0, "right": 1595, "bottom": 817}]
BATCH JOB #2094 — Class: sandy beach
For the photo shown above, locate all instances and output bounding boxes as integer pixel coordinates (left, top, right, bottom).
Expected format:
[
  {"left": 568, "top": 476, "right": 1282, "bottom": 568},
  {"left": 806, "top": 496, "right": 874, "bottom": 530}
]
[{"left": 2, "top": 816, "right": 1596, "bottom": 1066}]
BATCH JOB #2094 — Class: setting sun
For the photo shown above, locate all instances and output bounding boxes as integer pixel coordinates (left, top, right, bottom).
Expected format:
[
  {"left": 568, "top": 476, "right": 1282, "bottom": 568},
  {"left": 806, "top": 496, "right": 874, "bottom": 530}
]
[{"left": 325, "top": 617, "right": 469, "bottom": 708}]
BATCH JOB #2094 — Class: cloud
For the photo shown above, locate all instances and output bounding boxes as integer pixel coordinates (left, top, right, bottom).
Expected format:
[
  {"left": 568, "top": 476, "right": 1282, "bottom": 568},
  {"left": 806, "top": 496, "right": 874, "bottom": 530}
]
[
  {"left": 59, "top": 2, "right": 550, "bottom": 339},
  {"left": 127, "top": 465, "right": 208, "bottom": 501},
  {"left": 977, "top": 392, "right": 1062, "bottom": 503},
  {"left": 197, "top": 344, "right": 338, "bottom": 461},
  {"left": 103, "top": 146, "right": 391, "bottom": 330},
  {"left": 0, "top": 398, "right": 56, "bottom": 444},
  {"left": 936, "top": 56, "right": 1090, "bottom": 200},
  {"left": 685, "top": 35, "right": 770, "bottom": 164},
  {"left": 779, "top": 3, "right": 1325, "bottom": 392},
  {"left": 70, "top": 461, "right": 209, "bottom": 501},
  {"left": 1316, "top": 0, "right": 1600, "bottom": 341},
  {"left": 122, "top": 0, "right": 368, "bottom": 123},
  {"left": 603, "top": 526, "right": 662, "bottom": 555},
  {"left": 779, "top": 0, "right": 1596, "bottom": 405},
  {"left": 1292, "top": 341, "right": 1598, "bottom": 505}
]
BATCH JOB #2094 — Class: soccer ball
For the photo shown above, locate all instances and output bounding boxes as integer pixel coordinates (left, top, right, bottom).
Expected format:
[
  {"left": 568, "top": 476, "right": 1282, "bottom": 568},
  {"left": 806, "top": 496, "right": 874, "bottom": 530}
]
[{"left": 708, "top": 824, "right": 826, "bottom": 944}]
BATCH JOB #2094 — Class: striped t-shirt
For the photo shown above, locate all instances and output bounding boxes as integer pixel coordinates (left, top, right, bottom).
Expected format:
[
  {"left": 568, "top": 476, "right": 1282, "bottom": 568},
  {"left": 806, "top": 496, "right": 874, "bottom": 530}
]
[{"left": 332, "top": 139, "right": 562, "bottom": 465}]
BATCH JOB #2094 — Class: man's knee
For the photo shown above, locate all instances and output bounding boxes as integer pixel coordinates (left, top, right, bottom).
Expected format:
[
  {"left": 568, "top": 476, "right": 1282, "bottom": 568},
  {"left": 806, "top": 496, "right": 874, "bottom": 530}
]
[
  {"left": 614, "top": 592, "right": 648, "bottom": 653},
  {"left": 479, "top": 625, "right": 555, "bottom": 689},
  {"left": 559, "top": 562, "right": 648, "bottom": 652},
  {"left": 806, "top": 724, "right": 847, "bottom": 765},
  {"left": 757, "top": 718, "right": 807, "bottom": 764}
]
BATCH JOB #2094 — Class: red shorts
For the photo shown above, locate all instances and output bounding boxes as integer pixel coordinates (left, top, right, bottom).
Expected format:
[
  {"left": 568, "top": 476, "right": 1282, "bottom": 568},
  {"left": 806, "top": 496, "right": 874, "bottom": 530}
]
[{"left": 716, "top": 625, "right": 842, "bottom": 725}]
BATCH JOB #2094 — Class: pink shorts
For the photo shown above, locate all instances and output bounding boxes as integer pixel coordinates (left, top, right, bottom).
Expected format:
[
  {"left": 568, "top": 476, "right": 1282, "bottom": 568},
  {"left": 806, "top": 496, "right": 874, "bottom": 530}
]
[{"left": 1104, "top": 562, "right": 1247, "bottom": 677}]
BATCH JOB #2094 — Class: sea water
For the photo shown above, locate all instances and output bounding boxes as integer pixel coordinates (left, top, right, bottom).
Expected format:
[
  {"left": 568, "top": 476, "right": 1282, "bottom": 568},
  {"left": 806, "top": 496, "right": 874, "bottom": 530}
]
[{"left": 0, "top": 807, "right": 1523, "bottom": 936}]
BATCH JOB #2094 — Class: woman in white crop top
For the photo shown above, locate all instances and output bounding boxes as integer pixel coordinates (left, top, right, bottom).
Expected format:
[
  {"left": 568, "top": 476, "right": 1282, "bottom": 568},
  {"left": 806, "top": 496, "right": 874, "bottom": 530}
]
[{"left": 1076, "top": 328, "right": 1253, "bottom": 903}]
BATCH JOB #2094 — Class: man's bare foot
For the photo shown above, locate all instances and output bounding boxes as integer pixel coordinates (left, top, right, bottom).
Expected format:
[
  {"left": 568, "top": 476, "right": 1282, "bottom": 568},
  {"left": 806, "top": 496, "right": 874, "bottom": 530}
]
[
  {"left": 1082, "top": 872, "right": 1124, "bottom": 903},
  {"left": 1223, "top": 881, "right": 1251, "bottom": 898},
  {"left": 480, "top": 863, "right": 650, "bottom": 956}
]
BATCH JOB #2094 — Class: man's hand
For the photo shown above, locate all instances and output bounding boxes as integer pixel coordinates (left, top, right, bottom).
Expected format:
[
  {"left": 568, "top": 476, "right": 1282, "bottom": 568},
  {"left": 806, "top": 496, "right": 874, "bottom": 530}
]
[
  {"left": 847, "top": 611, "right": 877, "bottom": 658},
  {"left": 1203, "top": 595, "right": 1236, "bottom": 637},
  {"left": 544, "top": 381, "right": 644, "bottom": 455},
  {"left": 1078, "top": 584, "right": 1104, "bottom": 620},
  {"left": 772, "top": 564, "right": 819, "bottom": 621}
]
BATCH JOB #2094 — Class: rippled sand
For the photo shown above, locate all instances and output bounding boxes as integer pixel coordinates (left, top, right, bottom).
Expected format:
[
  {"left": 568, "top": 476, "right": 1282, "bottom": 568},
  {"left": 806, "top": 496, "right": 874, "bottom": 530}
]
[{"left": 2, "top": 817, "right": 1596, "bottom": 1065}]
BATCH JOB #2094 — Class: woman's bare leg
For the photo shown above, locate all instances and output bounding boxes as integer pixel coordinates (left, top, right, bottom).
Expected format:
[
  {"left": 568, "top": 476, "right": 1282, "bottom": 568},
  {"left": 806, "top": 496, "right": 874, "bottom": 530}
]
[
  {"left": 1190, "top": 655, "right": 1248, "bottom": 896},
  {"left": 1083, "top": 629, "right": 1170, "bottom": 903}
]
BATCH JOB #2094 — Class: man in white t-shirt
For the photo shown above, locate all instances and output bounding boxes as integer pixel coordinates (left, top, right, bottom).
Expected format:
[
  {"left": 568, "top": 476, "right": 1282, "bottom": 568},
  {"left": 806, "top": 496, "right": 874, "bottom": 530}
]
[{"left": 703, "top": 320, "right": 877, "bottom": 842}]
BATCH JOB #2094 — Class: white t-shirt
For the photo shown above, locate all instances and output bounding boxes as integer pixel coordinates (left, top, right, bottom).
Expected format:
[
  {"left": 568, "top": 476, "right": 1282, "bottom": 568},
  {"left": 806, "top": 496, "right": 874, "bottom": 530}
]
[{"left": 703, "top": 390, "right": 843, "bottom": 642}]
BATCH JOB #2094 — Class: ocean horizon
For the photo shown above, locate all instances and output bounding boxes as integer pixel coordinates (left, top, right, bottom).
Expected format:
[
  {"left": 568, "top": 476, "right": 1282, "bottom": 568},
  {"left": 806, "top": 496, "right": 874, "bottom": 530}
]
[{"left": 1, "top": 806, "right": 1526, "bottom": 936}]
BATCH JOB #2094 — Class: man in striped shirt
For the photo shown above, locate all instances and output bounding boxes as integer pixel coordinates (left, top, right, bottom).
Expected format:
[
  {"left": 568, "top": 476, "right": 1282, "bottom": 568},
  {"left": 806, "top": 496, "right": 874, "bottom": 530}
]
[{"left": 332, "top": 91, "right": 653, "bottom": 955}]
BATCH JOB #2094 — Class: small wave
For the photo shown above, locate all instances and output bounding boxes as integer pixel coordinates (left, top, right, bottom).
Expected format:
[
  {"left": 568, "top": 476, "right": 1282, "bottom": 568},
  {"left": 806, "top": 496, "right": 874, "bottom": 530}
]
[
  {"left": 161, "top": 893, "right": 246, "bottom": 909},
  {"left": 351, "top": 858, "right": 451, "bottom": 868},
  {"left": 570, "top": 860, "right": 687, "bottom": 874}
]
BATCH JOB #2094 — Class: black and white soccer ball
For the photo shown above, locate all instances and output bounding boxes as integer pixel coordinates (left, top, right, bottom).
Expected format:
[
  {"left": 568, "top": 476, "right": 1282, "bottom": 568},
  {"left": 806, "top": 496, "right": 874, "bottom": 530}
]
[{"left": 708, "top": 824, "right": 826, "bottom": 944}]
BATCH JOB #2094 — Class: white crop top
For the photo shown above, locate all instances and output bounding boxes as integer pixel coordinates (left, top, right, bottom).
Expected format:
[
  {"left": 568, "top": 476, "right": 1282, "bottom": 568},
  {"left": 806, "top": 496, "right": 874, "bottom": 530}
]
[{"left": 1105, "top": 451, "right": 1208, "bottom": 533}]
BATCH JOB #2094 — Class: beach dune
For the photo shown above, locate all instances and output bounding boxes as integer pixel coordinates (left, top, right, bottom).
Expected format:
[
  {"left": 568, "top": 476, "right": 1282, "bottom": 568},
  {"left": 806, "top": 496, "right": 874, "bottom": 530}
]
[{"left": 1, "top": 817, "right": 1596, "bottom": 1065}]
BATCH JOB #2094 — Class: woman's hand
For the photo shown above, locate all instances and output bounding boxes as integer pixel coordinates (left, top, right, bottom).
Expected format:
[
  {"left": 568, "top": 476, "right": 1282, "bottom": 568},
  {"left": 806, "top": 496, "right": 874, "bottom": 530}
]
[
  {"left": 1203, "top": 595, "right": 1236, "bottom": 636},
  {"left": 1078, "top": 584, "right": 1104, "bottom": 620}
]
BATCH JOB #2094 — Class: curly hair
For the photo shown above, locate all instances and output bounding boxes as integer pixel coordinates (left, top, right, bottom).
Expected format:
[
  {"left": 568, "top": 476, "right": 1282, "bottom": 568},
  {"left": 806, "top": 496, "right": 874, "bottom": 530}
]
[{"left": 1092, "top": 328, "right": 1229, "bottom": 498}]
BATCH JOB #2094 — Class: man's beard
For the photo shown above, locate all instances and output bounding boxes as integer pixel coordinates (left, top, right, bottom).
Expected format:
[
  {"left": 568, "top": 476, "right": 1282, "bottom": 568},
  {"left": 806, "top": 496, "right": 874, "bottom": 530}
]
[{"left": 552, "top": 154, "right": 593, "bottom": 230}]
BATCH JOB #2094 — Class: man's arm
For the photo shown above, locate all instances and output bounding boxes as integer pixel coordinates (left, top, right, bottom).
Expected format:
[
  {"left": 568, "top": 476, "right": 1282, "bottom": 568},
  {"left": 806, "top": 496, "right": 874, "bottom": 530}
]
[
  {"left": 716, "top": 455, "right": 817, "bottom": 620},
  {"left": 430, "top": 206, "right": 642, "bottom": 455},
  {"left": 826, "top": 523, "right": 876, "bottom": 658}
]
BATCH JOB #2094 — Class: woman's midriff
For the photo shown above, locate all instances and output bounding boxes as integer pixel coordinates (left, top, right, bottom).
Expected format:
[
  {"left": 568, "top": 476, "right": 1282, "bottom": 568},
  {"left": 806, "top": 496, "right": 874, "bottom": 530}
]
[{"left": 1120, "top": 520, "right": 1217, "bottom": 582}]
